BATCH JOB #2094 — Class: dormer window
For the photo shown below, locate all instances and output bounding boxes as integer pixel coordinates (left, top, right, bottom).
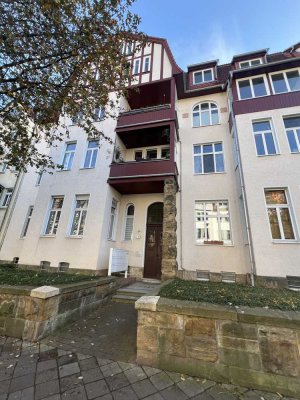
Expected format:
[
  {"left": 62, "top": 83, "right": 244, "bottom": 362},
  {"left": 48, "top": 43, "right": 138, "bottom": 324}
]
[
  {"left": 193, "top": 69, "right": 214, "bottom": 85},
  {"left": 239, "top": 59, "right": 262, "bottom": 69}
]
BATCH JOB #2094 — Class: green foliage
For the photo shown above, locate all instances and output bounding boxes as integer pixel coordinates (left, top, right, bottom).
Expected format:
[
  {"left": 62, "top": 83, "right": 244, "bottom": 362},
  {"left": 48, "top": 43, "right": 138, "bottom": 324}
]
[
  {"left": 0, "top": 266, "right": 99, "bottom": 286},
  {"left": 159, "top": 279, "right": 300, "bottom": 311},
  {"left": 0, "top": 0, "right": 143, "bottom": 171}
]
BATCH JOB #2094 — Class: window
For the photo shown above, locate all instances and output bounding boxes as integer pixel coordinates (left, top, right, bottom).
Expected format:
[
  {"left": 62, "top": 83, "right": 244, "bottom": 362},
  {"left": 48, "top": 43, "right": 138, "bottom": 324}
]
[
  {"left": 62, "top": 143, "right": 76, "bottom": 170},
  {"left": 133, "top": 59, "right": 140, "bottom": 75},
  {"left": 21, "top": 206, "right": 34, "bottom": 238},
  {"left": 271, "top": 69, "right": 300, "bottom": 94},
  {"left": 252, "top": 120, "right": 278, "bottom": 156},
  {"left": 0, "top": 163, "right": 6, "bottom": 173},
  {"left": 135, "top": 150, "right": 143, "bottom": 161},
  {"left": 36, "top": 170, "right": 43, "bottom": 185},
  {"left": 83, "top": 140, "right": 99, "bottom": 168},
  {"left": 2, "top": 188, "right": 13, "bottom": 207},
  {"left": 146, "top": 149, "right": 157, "bottom": 159},
  {"left": 194, "top": 143, "right": 224, "bottom": 174},
  {"left": 70, "top": 195, "right": 89, "bottom": 236},
  {"left": 239, "top": 59, "right": 262, "bottom": 68},
  {"left": 93, "top": 107, "right": 105, "bottom": 121},
  {"left": 123, "top": 204, "right": 134, "bottom": 240},
  {"left": 265, "top": 189, "right": 296, "bottom": 241},
  {"left": 143, "top": 57, "right": 150, "bottom": 72},
  {"left": 126, "top": 42, "right": 133, "bottom": 55},
  {"left": 195, "top": 201, "right": 232, "bottom": 244},
  {"left": 161, "top": 147, "right": 170, "bottom": 159},
  {"left": 44, "top": 197, "right": 64, "bottom": 235},
  {"left": 193, "top": 102, "right": 219, "bottom": 127},
  {"left": 108, "top": 198, "right": 118, "bottom": 240},
  {"left": 237, "top": 76, "right": 268, "bottom": 99},
  {"left": 71, "top": 111, "right": 83, "bottom": 125},
  {"left": 284, "top": 116, "right": 300, "bottom": 153},
  {"left": 193, "top": 69, "right": 213, "bottom": 84}
]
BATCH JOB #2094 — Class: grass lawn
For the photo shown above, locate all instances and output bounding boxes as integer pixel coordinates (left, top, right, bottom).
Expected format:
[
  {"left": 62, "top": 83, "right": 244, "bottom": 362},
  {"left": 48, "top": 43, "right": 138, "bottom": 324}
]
[
  {"left": 159, "top": 278, "right": 300, "bottom": 311},
  {"left": 0, "top": 265, "right": 100, "bottom": 287}
]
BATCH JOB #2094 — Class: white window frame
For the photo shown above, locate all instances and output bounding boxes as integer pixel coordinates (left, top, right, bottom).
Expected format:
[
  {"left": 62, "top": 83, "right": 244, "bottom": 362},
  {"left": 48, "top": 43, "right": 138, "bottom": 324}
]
[
  {"left": 193, "top": 68, "right": 214, "bottom": 85},
  {"left": 0, "top": 163, "right": 6, "bottom": 173},
  {"left": 93, "top": 107, "right": 105, "bottom": 121},
  {"left": 239, "top": 58, "right": 262, "bottom": 68},
  {"left": 264, "top": 188, "right": 298, "bottom": 242},
  {"left": 252, "top": 119, "right": 279, "bottom": 156},
  {"left": 43, "top": 196, "right": 64, "bottom": 236},
  {"left": 192, "top": 102, "right": 220, "bottom": 127},
  {"left": 123, "top": 204, "right": 135, "bottom": 241},
  {"left": 83, "top": 140, "right": 99, "bottom": 169},
  {"left": 69, "top": 195, "right": 89, "bottom": 237},
  {"left": 108, "top": 198, "right": 118, "bottom": 240},
  {"left": 283, "top": 115, "right": 300, "bottom": 153},
  {"left": 133, "top": 58, "right": 141, "bottom": 75},
  {"left": 195, "top": 201, "right": 232, "bottom": 245},
  {"left": 270, "top": 68, "right": 300, "bottom": 94},
  {"left": 126, "top": 42, "right": 133, "bottom": 55},
  {"left": 36, "top": 170, "right": 43, "bottom": 186},
  {"left": 143, "top": 56, "right": 150, "bottom": 72},
  {"left": 1, "top": 188, "right": 13, "bottom": 207},
  {"left": 193, "top": 143, "right": 225, "bottom": 174},
  {"left": 61, "top": 142, "right": 76, "bottom": 170},
  {"left": 21, "top": 206, "right": 34, "bottom": 238},
  {"left": 237, "top": 75, "right": 269, "bottom": 100}
]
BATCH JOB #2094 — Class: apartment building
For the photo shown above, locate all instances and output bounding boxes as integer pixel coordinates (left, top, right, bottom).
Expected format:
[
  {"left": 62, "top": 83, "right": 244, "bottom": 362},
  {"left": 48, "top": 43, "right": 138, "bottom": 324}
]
[
  {"left": 0, "top": 163, "right": 17, "bottom": 229},
  {"left": 0, "top": 37, "right": 299, "bottom": 286}
]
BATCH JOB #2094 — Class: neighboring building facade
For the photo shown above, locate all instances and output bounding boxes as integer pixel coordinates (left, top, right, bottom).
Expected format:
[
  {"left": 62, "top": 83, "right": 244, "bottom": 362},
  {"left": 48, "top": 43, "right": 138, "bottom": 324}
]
[{"left": 0, "top": 38, "right": 300, "bottom": 286}]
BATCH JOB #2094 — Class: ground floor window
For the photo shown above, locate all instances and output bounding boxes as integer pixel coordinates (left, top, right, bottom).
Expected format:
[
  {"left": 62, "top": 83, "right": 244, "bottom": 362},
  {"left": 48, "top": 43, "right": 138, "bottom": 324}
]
[
  {"left": 44, "top": 196, "right": 64, "bottom": 235},
  {"left": 108, "top": 198, "right": 118, "bottom": 240},
  {"left": 123, "top": 204, "right": 135, "bottom": 240},
  {"left": 195, "top": 201, "right": 232, "bottom": 244},
  {"left": 21, "top": 206, "right": 34, "bottom": 237},
  {"left": 70, "top": 195, "right": 89, "bottom": 236},
  {"left": 1, "top": 188, "right": 13, "bottom": 207}
]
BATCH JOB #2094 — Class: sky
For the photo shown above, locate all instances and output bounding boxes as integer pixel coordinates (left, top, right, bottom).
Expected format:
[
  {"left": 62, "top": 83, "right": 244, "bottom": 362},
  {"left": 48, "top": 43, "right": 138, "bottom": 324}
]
[{"left": 130, "top": 0, "right": 300, "bottom": 69}]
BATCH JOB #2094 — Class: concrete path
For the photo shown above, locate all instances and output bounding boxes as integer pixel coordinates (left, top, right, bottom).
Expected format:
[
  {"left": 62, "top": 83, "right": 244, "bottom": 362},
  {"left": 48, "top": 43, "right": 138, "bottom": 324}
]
[{"left": 0, "top": 301, "right": 296, "bottom": 400}]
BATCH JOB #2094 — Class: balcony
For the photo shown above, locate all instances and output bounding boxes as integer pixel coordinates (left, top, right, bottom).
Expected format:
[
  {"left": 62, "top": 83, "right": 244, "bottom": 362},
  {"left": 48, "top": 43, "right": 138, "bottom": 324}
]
[{"left": 108, "top": 159, "right": 177, "bottom": 194}]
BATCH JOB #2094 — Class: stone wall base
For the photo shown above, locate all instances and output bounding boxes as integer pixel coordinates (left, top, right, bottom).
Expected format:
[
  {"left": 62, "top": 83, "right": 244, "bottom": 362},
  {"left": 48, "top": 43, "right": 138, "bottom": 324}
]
[{"left": 128, "top": 266, "right": 144, "bottom": 279}]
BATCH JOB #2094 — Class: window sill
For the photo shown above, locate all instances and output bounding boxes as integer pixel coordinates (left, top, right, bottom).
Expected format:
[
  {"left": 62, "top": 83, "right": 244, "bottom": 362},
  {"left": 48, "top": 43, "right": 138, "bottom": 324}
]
[
  {"left": 79, "top": 167, "right": 95, "bottom": 170},
  {"left": 272, "top": 240, "right": 300, "bottom": 244},
  {"left": 192, "top": 123, "right": 221, "bottom": 128},
  {"left": 256, "top": 153, "right": 281, "bottom": 157},
  {"left": 57, "top": 169, "right": 72, "bottom": 172},
  {"left": 66, "top": 236, "right": 83, "bottom": 239},
  {"left": 107, "top": 239, "right": 116, "bottom": 242},
  {"left": 40, "top": 235, "right": 56, "bottom": 238},
  {"left": 194, "top": 172, "right": 226, "bottom": 176},
  {"left": 0, "top": 206, "right": 8, "bottom": 209},
  {"left": 196, "top": 242, "right": 233, "bottom": 247}
]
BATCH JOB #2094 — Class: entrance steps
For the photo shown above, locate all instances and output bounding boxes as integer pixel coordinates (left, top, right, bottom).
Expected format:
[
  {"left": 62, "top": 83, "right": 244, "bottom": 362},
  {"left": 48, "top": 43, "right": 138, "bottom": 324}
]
[{"left": 112, "top": 281, "right": 161, "bottom": 304}]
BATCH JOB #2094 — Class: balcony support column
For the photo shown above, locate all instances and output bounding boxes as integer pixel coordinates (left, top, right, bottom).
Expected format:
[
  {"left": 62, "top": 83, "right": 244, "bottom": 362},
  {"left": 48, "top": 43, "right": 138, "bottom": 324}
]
[{"left": 161, "top": 177, "right": 177, "bottom": 280}]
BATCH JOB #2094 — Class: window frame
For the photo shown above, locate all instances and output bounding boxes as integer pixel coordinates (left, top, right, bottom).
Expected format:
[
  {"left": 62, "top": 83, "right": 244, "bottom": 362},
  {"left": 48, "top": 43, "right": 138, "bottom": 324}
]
[
  {"left": 43, "top": 196, "right": 64, "bottom": 236},
  {"left": 194, "top": 200, "right": 233, "bottom": 245},
  {"left": 239, "top": 58, "right": 262, "bottom": 69},
  {"left": 21, "top": 205, "right": 34, "bottom": 238},
  {"left": 68, "top": 194, "right": 89, "bottom": 237},
  {"left": 264, "top": 188, "right": 298, "bottom": 242},
  {"left": 193, "top": 68, "right": 214, "bottom": 85},
  {"left": 1, "top": 188, "right": 13, "bottom": 207},
  {"left": 270, "top": 68, "right": 300, "bottom": 94},
  {"left": 237, "top": 75, "right": 269, "bottom": 100},
  {"left": 251, "top": 119, "right": 279, "bottom": 156},
  {"left": 192, "top": 102, "right": 220, "bottom": 127},
  {"left": 82, "top": 139, "right": 99, "bottom": 169},
  {"left": 123, "top": 203, "right": 135, "bottom": 241},
  {"left": 283, "top": 115, "right": 300, "bottom": 153},
  {"left": 107, "top": 198, "right": 118, "bottom": 240},
  {"left": 143, "top": 56, "right": 150, "bottom": 73},
  {"left": 193, "top": 142, "right": 225, "bottom": 174},
  {"left": 133, "top": 58, "right": 141, "bottom": 75},
  {"left": 0, "top": 163, "right": 6, "bottom": 173},
  {"left": 61, "top": 142, "right": 76, "bottom": 171}
]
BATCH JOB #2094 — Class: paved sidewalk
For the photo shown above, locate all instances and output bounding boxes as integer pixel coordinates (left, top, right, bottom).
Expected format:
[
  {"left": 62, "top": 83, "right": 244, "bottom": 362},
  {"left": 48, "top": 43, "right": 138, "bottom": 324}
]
[{"left": 0, "top": 301, "right": 297, "bottom": 400}]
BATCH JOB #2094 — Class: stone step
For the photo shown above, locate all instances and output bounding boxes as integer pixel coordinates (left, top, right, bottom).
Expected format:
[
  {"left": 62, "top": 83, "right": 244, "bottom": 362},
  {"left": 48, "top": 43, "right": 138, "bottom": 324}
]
[{"left": 111, "top": 294, "right": 140, "bottom": 304}]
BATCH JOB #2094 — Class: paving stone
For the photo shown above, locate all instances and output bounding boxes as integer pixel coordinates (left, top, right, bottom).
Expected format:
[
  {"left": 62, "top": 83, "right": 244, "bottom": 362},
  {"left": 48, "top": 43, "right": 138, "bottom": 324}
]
[
  {"left": 61, "top": 386, "right": 87, "bottom": 400},
  {"left": 100, "top": 363, "right": 122, "bottom": 378},
  {"left": 13, "top": 363, "right": 36, "bottom": 378},
  {"left": 96, "top": 359, "right": 113, "bottom": 367},
  {"left": 143, "top": 394, "right": 164, "bottom": 400},
  {"left": 59, "top": 363, "right": 80, "bottom": 378},
  {"left": 253, "top": 391, "right": 281, "bottom": 400},
  {"left": 37, "top": 360, "right": 57, "bottom": 373},
  {"left": 160, "top": 385, "right": 187, "bottom": 400},
  {"left": 190, "top": 393, "right": 214, "bottom": 400},
  {"left": 111, "top": 386, "right": 138, "bottom": 400},
  {"left": 8, "top": 391, "right": 21, "bottom": 400},
  {"left": 60, "top": 373, "right": 83, "bottom": 393},
  {"left": 38, "top": 350, "right": 58, "bottom": 361},
  {"left": 20, "top": 387, "right": 34, "bottom": 400},
  {"left": 36, "top": 368, "right": 58, "bottom": 384},
  {"left": 105, "top": 373, "right": 129, "bottom": 392},
  {"left": 208, "top": 385, "right": 239, "bottom": 400},
  {"left": 77, "top": 354, "right": 92, "bottom": 361},
  {"left": 131, "top": 379, "right": 157, "bottom": 398},
  {"left": 85, "top": 380, "right": 110, "bottom": 399},
  {"left": 58, "top": 354, "right": 77, "bottom": 367},
  {"left": 35, "top": 380, "right": 60, "bottom": 400},
  {"left": 124, "top": 367, "right": 147, "bottom": 384},
  {"left": 220, "top": 384, "right": 248, "bottom": 395},
  {"left": 150, "top": 372, "right": 173, "bottom": 391},
  {"left": 93, "top": 395, "right": 113, "bottom": 400},
  {"left": 177, "top": 378, "right": 211, "bottom": 397},
  {"left": 0, "top": 368, "right": 15, "bottom": 383},
  {"left": 81, "top": 368, "right": 103, "bottom": 384},
  {"left": 165, "top": 372, "right": 182, "bottom": 384},
  {"left": 142, "top": 367, "right": 162, "bottom": 378},
  {"left": 0, "top": 394, "right": 8, "bottom": 400},
  {"left": 42, "top": 396, "right": 60, "bottom": 400},
  {"left": 117, "top": 362, "right": 136, "bottom": 372},
  {"left": 0, "top": 379, "right": 10, "bottom": 395},
  {"left": 9, "top": 374, "right": 35, "bottom": 393},
  {"left": 79, "top": 358, "right": 98, "bottom": 372}
]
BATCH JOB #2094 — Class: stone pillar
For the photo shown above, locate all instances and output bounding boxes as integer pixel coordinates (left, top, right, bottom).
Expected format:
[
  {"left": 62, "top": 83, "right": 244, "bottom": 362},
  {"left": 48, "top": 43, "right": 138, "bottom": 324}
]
[{"left": 161, "top": 177, "right": 177, "bottom": 280}]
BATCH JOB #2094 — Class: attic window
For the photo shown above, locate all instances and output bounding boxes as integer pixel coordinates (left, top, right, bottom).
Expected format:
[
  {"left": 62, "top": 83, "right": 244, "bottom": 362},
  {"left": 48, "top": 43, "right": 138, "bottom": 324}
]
[
  {"left": 193, "top": 69, "right": 214, "bottom": 84},
  {"left": 239, "top": 59, "right": 262, "bottom": 68}
]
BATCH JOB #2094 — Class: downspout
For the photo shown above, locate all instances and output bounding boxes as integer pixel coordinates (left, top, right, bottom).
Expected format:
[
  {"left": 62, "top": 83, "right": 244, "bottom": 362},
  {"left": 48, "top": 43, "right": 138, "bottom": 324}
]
[
  {"left": 178, "top": 137, "right": 184, "bottom": 273},
  {"left": 227, "top": 73, "right": 256, "bottom": 286}
]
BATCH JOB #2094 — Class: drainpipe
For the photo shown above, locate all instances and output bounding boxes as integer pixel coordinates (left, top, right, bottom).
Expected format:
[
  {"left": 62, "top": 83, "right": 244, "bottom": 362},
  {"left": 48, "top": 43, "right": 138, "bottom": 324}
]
[
  {"left": 227, "top": 73, "right": 256, "bottom": 286},
  {"left": 178, "top": 138, "right": 184, "bottom": 273}
]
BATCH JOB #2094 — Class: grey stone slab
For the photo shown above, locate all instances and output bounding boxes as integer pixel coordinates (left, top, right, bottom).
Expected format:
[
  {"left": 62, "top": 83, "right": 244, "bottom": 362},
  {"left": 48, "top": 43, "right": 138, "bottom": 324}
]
[
  {"left": 105, "top": 373, "right": 129, "bottom": 392},
  {"left": 81, "top": 368, "right": 103, "bottom": 384},
  {"left": 96, "top": 359, "right": 113, "bottom": 368},
  {"left": 58, "top": 354, "right": 77, "bottom": 367},
  {"left": 150, "top": 372, "right": 173, "bottom": 391},
  {"left": 0, "top": 394, "right": 8, "bottom": 400},
  {"left": 94, "top": 396, "right": 113, "bottom": 400},
  {"left": 42, "top": 396, "right": 60, "bottom": 400},
  {"left": 79, "top": 358, "right": 98, "bottom": 372},
  {"left": 142, "top": 367, "right": 162, "bottom": 378},
  {"left": 85, "top": 380, "right": 110, "bottom": 400},
  {"left": 131, "top": 379, "right": 157, "bottom": 399},
  {"left": 124, "top": 367, "right": 147, "bottom": 384},
  {"left": 111, "top": 386, "right": 138, "bottom": 400},
  {"left": 36, "top": 368, "right": 58, "bottom": 384},
  {"left": 20, "top": 387, "right": 34, "bottom": 400},
  {"left": 8, "top": 391, "right": 21, "bottom": 400},
  {"left": 165, "top": 372, "right": 182, "bottom": 384},
  {"left": 9, "top": 374, "right": 35, "bottom": 393},
  {"left": 143, "top": 394, "right": 164, "bottom": 400},
  {"left": 117, "top": 362, "right": 136, "bottom": 372},
  {"left": 220, "top": 384, "right": 247, "bottom": 395},
  {"left": 190, "top": 393, "right": 214, "bottom": 400},
  {"left": 35, "top": 380, "right": 60, "bottom": 400},
  {"left": 177, "top": 378, "right": 210, "bottom": 397},
  {"left": 252, "top": 391, "right": 281, "bottom": 400},
  {"left": 0, "top": 379, "right": 10, "bottom": 395},
  {"left": 37, "top": 360, "right": 57, "bottom": 373},
  {"left": 0, "top": 368, "right": 15, "bottom": 383},
  {"left": 61, "top": 386, "right": 87, "bottom": 400},
  {"left": 77, "top": 354, "right": 92, "bottom": 361},
  {"left": 100, "top": 363, "right": 122, "bottom": 378},
  {"left": 160, "top": 385, "right": 187, "bottom": 400},
  {"left": 207, "top": 385, "right": 239, "bottom": 400},
  {"left": 13, "top": 363, "right": 36, "bottom": 378},
  {"left": 60, "top": 373, "right": 83, "bottom": 393},
  {"left": 59, "top": 363, "right": 80, "bottom": 378}
]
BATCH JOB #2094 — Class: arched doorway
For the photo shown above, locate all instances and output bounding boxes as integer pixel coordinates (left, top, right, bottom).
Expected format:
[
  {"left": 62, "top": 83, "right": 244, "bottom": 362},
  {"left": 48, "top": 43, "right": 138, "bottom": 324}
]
[{"left": 144, "top": 202, "right": 163, "bottom": 279}]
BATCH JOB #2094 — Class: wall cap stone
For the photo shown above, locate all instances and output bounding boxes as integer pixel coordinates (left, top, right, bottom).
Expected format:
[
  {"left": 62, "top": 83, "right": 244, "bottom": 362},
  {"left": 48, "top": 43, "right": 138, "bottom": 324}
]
[
  {"left": 30, "top": 286, "right": 60, "bottom": 299},
  {"left": 135, "top": 296, "right": 160, "bottom": 311}
]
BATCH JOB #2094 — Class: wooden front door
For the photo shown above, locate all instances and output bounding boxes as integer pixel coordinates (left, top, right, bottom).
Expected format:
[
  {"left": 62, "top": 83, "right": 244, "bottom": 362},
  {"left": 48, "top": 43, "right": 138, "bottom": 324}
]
[{"left": 144, "top": 224, "right": 162, "bottom": 279}]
